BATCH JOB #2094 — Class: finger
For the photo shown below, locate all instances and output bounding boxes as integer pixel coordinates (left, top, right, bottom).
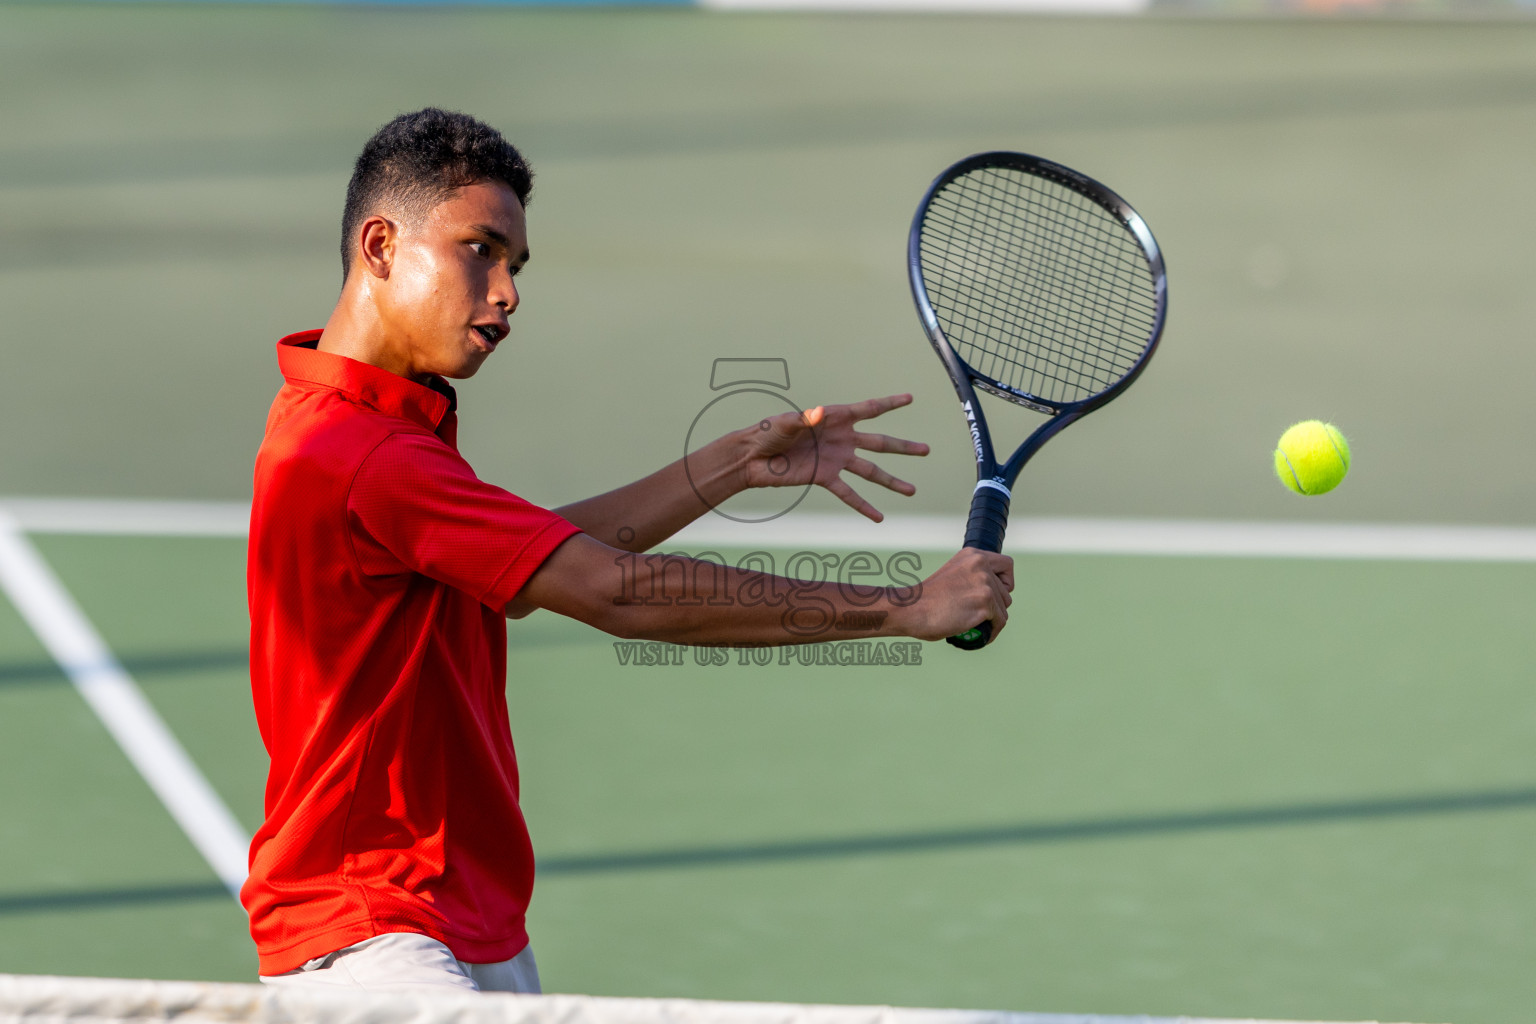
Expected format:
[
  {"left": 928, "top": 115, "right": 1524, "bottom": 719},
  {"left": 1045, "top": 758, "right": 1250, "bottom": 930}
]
[
  {"left": 846, "top": 457, "right": 916, "bottom": 496},
  {"left": 824, "top": 477, "right": 884, "bottom": 523},
  {"left": 846, "top": 393, "right": 913, "bottom": 422},
  {"left": 801, "top": 405, "right": 826, "bottom": 428},
  {"left": 983, "top": 552, "right": 1015, "bottom": 592},
  {"left": 853, "top": 431, "right": 930, "bottom": 457},
  {"left": 989, "top": 572, "right": 1011, "bottom": 610},
  {"left": 987, "top": 579, "right": 1010, "bottom": 633}
]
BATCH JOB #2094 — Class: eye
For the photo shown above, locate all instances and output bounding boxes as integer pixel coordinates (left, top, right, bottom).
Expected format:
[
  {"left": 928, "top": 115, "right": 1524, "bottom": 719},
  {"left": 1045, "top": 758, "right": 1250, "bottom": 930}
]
[{"left": 469, "top": 241, "right": 490, "bottom": 258}]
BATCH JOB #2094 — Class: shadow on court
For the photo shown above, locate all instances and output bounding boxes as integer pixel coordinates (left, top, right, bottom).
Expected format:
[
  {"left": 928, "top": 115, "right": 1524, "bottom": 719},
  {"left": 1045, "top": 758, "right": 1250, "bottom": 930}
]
[
  {"left": 0, "top": 650, "right": 250, "bottom": 688},
  {"left": 0, "top": 882, "right": 232, "bottom": 916},
  {"left": 537, "top": 786, "right": 1536, "bottom": 874},
  {"left": 0, "top": 632, "right": 587, "bottom": 688},
  {"left": 7, "top": 786, "right": 1534, "bottom": 915}
]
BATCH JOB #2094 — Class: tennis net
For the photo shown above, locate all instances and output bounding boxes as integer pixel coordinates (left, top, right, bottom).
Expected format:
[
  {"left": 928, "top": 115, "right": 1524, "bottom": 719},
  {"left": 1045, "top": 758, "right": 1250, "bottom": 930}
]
[{"left": 0, "top": 974, "right": 1429, "bottom": 1024}]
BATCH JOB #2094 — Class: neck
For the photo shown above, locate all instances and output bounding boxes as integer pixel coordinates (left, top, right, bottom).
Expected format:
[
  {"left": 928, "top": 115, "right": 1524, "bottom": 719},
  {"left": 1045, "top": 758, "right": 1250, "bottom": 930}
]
[{"left": 317, "top": 277, "right": 426, "bottom": 383}]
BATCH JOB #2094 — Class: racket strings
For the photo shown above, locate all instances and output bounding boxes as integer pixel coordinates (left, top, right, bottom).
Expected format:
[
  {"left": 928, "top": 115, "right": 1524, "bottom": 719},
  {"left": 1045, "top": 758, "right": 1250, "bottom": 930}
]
[
  {"left": 936, "top": 204, "right": 1150, "bottom": 398},
  {"left": 920, "top": 218, "right": 1140, "bottom": 401},
  {"left": 926, "top": 183, "right": 1150, "bottom": 398},
  {"left": 926, "top": 175, "right": 1154, "bottom": 394},
  {"left": 923, "top": 205, "right": 1142, "bottom": 393},
  {"left": 918, "top": 166, "right": 1159, "bottom": 406},
  {"left": 959, "top": 179, "right": 1145, "bottom": 352}
]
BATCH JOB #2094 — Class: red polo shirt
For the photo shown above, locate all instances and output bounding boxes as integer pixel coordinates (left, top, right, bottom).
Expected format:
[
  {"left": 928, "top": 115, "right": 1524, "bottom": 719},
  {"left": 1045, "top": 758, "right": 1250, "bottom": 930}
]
[{"left": 242, "top": 330, "right": 580, "bottom": 975}]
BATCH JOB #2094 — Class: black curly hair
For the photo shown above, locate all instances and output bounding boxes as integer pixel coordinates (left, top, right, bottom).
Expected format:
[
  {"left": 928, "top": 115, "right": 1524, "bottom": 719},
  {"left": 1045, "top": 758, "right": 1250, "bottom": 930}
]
[{"left": 341, "top": 108, "right": 533, "bottom": 278}]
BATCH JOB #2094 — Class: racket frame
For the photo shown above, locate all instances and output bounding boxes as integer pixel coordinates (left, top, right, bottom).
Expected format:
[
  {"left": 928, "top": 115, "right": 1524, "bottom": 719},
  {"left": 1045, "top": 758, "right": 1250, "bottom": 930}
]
[{"left": 907, "top": 151, "right": 1168, "bottom": 647}]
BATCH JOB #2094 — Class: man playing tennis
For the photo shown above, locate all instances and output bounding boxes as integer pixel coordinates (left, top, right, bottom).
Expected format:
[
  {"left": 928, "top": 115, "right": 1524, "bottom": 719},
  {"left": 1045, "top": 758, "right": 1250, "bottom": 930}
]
[{"left": 244, "top": 108, "right": 1013, "bottom": 995}]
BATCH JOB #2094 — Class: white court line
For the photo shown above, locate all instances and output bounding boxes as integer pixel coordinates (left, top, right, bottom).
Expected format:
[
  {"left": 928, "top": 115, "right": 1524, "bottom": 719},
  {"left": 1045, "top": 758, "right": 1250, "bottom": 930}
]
[
  {"left": 678, "top": 513, "right": 1536, "bottom": 561},
  {"left": 0, "top": 511, "right": 249, "bottom": 899},
  {"left": 0, "top": 498, "right": 250, "bottom": 537},
  {"left": 5, "top": 497, "right": 1536, "bottom": 562}
]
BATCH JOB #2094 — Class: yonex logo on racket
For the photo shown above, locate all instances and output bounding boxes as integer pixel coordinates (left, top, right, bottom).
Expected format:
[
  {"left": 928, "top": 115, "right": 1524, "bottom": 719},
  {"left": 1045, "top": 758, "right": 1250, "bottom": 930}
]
[{"left": 962, "top": 401, "right": 985, "bottom": 464}]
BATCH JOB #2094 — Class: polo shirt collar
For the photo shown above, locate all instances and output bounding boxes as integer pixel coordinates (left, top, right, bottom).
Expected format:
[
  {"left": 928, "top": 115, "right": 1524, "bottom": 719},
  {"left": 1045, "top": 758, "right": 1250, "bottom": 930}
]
[{"left": 276, "top": 330, "right": 456, "bottom": 433}]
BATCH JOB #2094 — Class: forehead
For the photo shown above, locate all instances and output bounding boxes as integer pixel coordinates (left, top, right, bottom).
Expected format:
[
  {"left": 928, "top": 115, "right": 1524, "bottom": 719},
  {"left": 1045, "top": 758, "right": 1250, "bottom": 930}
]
[{"left": 425, "top": 181, "right": 526, "bottom": 240}]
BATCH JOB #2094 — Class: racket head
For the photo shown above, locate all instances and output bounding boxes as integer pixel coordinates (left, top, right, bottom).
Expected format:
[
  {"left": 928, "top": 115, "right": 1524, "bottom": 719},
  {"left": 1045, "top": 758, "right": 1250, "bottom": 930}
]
[{"left": 909, "top": 152, "right": 1167, "bottom": 422}]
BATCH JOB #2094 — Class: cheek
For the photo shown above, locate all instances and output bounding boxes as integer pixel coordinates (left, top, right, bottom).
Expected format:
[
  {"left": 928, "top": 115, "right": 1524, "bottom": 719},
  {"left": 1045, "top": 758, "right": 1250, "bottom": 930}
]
[
  {"left": 390, "top": 247, "right": 476, "bottom": 323},
  {"left": 387, "top": 247, "right": 439, "bottom": 306}
]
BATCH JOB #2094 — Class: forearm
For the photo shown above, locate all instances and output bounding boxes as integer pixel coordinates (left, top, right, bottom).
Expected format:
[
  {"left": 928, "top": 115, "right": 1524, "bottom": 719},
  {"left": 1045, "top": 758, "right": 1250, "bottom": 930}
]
[
  {"left": 512, "top": 535, "right": 1009, "bottom": 646},
  {"left": 555, "top": 431, "right": 749, "bottom": 551},
  {"left": 555, "top": 557, "right": 921, "bottom": 646}
]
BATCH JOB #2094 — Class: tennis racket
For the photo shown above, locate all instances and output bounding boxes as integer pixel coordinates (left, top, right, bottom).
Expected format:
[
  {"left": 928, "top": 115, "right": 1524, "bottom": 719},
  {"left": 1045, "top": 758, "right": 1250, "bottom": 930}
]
[{"left": 908, "top": 152, "right": 1168, "bottom": 650}]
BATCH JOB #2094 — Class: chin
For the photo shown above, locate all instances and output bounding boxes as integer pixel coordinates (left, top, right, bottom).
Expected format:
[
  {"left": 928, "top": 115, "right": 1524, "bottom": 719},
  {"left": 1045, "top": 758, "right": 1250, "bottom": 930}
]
[{"left": 441, "top": 351, "right": 492, "bottom": 380}]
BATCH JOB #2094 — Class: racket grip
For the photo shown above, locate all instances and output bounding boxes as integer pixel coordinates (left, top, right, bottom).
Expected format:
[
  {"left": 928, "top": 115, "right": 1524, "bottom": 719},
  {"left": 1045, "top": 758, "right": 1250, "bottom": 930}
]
[
  {"left": 961, "top": 482, "right": 1010, "bottom": 554},
  {"left": 946, "top": 482, "right": 1011, "bottom": 651}
]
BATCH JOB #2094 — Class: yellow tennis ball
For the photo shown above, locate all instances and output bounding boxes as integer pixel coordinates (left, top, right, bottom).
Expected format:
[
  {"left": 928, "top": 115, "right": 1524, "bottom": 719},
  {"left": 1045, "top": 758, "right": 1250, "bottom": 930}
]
[{"left": 1274, "top": 420, "right": 1351, "bottom": 495}]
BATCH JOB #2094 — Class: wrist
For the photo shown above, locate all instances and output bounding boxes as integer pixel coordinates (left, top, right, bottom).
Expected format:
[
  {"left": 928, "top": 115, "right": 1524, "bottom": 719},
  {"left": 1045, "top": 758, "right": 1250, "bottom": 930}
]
[
  {"left": 881, "top": 590, "right": 927, "bottom": 640},
  {"left": 689, "top": 431, "right": 752, "bottom": 509}
]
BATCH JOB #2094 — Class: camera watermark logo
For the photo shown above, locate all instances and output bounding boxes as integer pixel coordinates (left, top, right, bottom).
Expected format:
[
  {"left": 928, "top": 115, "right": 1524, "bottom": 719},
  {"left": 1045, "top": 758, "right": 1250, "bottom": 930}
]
[
  {"left": 613, "top": 639, "right": 923, "bottom": 668},
  {"left": 664, "top": 356, "right": 919, "bottom": 669},
  {"left": 609, "top": 548, "right": 924, "bottom": 669},
  {"left": 683, "top": 358, "right": 817, "bottom": 524}
]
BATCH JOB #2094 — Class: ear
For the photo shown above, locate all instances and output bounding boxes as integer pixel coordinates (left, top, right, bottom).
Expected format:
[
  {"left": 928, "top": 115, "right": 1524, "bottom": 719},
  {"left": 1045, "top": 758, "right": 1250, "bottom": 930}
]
[{"left": 356, "top": 215, "right": 398, "bottom": 280}]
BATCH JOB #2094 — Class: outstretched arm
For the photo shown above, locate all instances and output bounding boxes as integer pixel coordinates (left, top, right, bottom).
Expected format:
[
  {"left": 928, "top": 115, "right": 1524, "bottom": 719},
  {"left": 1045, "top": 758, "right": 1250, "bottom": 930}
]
[
  {"left": 556, "top": 394, "right": 929, "bottom": 552},
  {"left": 507, "top": 533, "right": 1014, "bottom": 646}
]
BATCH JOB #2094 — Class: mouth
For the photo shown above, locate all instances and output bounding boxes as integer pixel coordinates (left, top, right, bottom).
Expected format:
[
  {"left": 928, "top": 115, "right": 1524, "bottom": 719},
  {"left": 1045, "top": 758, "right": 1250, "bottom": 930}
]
[{"left": 472, "top": 323, "right": 508, "bottom": 349}]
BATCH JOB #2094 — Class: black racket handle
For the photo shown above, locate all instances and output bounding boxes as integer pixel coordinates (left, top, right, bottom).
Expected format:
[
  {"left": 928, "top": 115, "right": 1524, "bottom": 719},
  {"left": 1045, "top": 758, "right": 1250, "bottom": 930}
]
[{"left": 946, "top": 482, "right": 1010, "bottom": 651}]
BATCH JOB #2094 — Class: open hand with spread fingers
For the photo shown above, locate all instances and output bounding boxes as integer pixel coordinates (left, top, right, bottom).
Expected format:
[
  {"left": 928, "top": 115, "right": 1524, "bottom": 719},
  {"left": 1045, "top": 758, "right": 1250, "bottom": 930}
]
[{"left": 738, "top": 393, "right": 929, "bottom": 522}]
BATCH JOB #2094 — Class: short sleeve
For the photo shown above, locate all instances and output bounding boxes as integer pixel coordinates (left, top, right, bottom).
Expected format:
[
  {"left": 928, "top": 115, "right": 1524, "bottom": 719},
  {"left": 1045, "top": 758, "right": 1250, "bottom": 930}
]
[{"left": 347, "top": 431, "right": 581, "bottom": 609}]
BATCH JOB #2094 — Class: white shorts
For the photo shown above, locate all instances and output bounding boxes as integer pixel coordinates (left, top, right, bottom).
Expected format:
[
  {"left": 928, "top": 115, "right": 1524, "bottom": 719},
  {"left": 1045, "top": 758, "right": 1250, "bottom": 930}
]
[{"left": 258, "top": 932, "right": 541, "bottom": 994}]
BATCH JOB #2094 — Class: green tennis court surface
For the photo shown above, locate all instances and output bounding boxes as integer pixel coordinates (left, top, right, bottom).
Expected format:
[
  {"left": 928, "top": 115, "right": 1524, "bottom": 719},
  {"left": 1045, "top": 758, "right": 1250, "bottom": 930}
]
[
  {"left": 3, "top": 4, "right": 1536, "bottom": 1024},
  {"left": 2, "top": 531, "right": 1534, "bottom": 1023}
]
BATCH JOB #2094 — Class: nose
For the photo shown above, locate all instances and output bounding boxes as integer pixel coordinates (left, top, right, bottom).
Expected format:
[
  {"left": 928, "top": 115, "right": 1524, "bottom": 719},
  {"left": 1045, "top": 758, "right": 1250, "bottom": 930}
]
[{"left": 491, "top": 266, "right": 519, "bottom": 315}]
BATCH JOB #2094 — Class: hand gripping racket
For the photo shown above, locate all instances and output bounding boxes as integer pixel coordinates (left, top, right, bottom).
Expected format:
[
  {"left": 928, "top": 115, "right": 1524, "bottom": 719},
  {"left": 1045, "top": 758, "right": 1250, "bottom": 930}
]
[{"left": 908, "top": 152, "right": 1168, "bottom": 650}]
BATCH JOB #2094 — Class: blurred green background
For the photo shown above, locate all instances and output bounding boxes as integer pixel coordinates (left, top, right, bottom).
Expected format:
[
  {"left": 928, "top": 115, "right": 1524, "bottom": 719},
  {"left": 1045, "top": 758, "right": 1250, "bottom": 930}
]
[
  {"left": 4, "top": 5, "right": 1536, "bottom": 522},
  {"left": 2, "top": 5, "right": 1536, "bottom": 1024}
]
